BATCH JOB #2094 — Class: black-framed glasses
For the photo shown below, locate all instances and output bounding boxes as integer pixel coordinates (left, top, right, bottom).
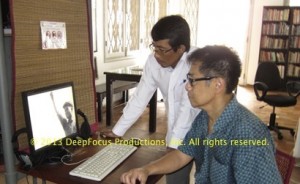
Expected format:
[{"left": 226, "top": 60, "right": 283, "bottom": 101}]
[
  {"left": 186, "top": 74, "right": 217, "bottom": 86},
  {"left": 149, "top": 43, "right": 173, "bottom": 54}
]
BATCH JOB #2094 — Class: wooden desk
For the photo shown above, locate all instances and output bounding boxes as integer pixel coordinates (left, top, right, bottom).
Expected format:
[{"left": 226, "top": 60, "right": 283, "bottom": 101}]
[
  {"left": 95, "top": 81, "right": 138, "bottom": 122},
  {"left": 104, "top": 66, "right": 157, "bottom": 132},
  {"left": 19, "top": 130, "right": 167, "bottom": 184}
]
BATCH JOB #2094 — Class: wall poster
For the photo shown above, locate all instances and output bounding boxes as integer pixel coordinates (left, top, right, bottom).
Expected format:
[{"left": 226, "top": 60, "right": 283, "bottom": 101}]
[{"left": 40, "top": 21, "right": 67, "bottom": 50}]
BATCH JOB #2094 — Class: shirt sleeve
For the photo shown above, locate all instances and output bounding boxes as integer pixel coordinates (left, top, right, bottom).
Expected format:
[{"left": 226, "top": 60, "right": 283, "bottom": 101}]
[
  {"left": 112, "top": 57, "right": 158, "bottom": 136},
  {"left": 168, "top": 89, "right": 199, "bottom": 148}
]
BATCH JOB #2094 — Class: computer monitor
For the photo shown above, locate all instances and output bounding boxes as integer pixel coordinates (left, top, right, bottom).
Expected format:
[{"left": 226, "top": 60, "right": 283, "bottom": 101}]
[{"left": 22, "top": 82, "right": 79, "bottom": 158}]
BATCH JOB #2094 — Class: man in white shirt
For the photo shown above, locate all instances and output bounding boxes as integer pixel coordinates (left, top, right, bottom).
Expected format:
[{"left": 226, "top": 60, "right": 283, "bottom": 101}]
[{"left": 102, "top": 15, "right": 200, "bottom": 184}]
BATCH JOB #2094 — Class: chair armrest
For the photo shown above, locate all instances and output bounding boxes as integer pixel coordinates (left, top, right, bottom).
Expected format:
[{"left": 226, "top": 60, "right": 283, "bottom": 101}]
[
  {"left": 286, "top": 81, "right": 300, "bottom": 97},
  {"left": 254, "top": 82, "right": 268, "bottom": 101}
]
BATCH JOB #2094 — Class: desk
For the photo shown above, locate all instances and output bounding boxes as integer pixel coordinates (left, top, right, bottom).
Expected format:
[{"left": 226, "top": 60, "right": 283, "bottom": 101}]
[
  {"left": 104, "top": 66, "right": 157, "bottom": 132},
  {"left": 19, "top": 130, "right": 167, "bottom": 184}
]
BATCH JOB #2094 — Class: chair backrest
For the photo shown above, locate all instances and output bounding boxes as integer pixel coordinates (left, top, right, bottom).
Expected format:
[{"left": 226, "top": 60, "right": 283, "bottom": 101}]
[
  {"left": 255, "top": 62, "right": 283, "bottom": 90},
  {"left": 275, "top": 149, "right": 295, "bottom": 184}
]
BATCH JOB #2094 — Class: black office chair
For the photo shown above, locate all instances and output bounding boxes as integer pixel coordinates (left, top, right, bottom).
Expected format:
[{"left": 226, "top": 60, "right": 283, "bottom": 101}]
[{"left": 254, "top": 62, "right": 300, "bottom": 140}]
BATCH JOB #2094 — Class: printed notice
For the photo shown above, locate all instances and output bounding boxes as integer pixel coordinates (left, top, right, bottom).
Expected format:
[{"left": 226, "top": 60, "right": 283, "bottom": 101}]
[{"left": 40, "top": 21, "right": 67, "bottom": 50}]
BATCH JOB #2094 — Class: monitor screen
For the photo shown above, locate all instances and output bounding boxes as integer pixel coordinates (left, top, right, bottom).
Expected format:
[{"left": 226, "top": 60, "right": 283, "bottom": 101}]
[{"left": 22, "top": 82, "right": 78, "bottom": 154}]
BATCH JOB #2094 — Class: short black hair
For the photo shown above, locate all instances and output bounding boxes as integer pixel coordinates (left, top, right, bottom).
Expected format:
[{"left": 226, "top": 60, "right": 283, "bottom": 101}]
[
  {"left": 63, "top": 102, "right": 73, "bottom": 109},
  {"left": 151, "top": 15, "right": 190, "bottom": 52},
  {"left": 188, "top": 45, "right": 241, "bottom": 93}
]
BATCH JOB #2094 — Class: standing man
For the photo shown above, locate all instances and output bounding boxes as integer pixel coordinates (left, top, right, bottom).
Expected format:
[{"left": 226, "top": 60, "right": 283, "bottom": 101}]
[
  {"left": 50, "top": 92, "right": 76, "bottom": 136},
  {"left": 120, "top": 45, "right": 282, "bottom": 184},
  {"left": 102, "top": 15, "right": 200, "bottom": 184}
]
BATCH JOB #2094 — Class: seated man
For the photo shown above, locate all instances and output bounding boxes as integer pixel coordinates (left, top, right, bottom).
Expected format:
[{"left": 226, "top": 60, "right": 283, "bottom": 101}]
[{"left": 120, "top": 45, "right": 282, "bottom": 184}]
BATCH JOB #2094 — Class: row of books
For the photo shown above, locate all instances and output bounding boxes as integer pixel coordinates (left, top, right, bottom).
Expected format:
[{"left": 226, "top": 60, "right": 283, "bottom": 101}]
[
  {"left": 292, "top": 9, "right": 300, "bottom": 24},
  {"left": 262, "top": 23, "right": 289, "bottom": 35},
  {"left": 288, "top": 51, "right": 300, "bottom": 63},
  {"left": 291, "top": 25, "right": 300, "bottom": 35},
  {"left": 287, "top": 64, "right": 300, "bottom": 77},
  {"left": 269, "top": 64, "right": 286, "bottom": 78},
  {"left": 259, "top": 51, "right": 285, "bottom": 62},
  {"left": 263, "top": 9, "right": 290, "bottom": 21},
  {"left": 290, "top": 37, "right": 300, "bottom": 48},
  {"left": 260, "top": 36, "right": 288, "bottom": 49},
  {"left": 277, "top": 65, "right": 285, "bottom": 78},
  {"left": 259, "top": 51, "right": 300, "bottom": 63}
]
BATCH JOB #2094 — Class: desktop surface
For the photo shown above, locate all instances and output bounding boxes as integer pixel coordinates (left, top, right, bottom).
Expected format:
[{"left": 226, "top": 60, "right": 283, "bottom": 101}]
[
  {"left": 19, "top": 130, "right": 167, "bottom": 184},
  {"left": 104, "top": 65, "right": 143, "bottom": 76}
]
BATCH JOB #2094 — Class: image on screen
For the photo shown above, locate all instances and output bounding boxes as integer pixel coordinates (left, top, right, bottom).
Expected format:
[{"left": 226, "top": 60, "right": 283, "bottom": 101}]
[{"left": 22, "top": 82, "right": 78, "bottom": 153}]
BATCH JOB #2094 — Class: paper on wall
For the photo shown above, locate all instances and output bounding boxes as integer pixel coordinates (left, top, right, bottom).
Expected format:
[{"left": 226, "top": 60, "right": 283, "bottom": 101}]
[{"left": 40, "top": 21, "right": 67, "bottom": 50}]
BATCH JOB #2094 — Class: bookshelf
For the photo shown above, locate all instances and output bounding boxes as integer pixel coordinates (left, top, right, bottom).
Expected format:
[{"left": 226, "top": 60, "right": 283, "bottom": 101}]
[
  {"left": 259, "top": 6, "right": 300, "bottom": 81},
  {"left": 288, "top": 7, "right": 300, "bottom": 79}
]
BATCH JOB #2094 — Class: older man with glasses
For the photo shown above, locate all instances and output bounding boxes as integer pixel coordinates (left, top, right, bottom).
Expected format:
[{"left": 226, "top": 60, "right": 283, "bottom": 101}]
[
  {"left": 120, "top": 45, "right": 281, "bottom": 184},
  {"left": 101, "top": 15, "right": 200, "bottom": 184}
]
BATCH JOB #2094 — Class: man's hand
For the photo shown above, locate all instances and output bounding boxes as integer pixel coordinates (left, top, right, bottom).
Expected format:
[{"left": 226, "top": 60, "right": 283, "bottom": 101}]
[
  {"left": 100, "top": 130, "right": 120, "bottom": 138},
  {"left": 120, "top": 167, "right": 149, "bottom": 184}
]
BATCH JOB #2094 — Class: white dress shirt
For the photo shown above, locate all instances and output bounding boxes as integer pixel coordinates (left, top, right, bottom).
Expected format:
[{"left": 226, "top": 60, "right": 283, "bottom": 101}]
[{"left": 112, "top": 48, "right": 200, "bottom": 148}]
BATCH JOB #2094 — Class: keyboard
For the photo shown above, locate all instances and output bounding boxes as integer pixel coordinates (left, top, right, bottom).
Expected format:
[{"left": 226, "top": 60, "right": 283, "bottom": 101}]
[{"left": 69, "top": 143, "right": 137, "bottom": 181}]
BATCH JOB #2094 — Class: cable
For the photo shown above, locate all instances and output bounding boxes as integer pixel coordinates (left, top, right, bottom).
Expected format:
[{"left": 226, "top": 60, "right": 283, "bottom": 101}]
[
  {"left": 58, "top": 147, "right": 91, "bottom": 166},
  {"left": 61, "top": 155, "right": 90, "bottom": 166}
]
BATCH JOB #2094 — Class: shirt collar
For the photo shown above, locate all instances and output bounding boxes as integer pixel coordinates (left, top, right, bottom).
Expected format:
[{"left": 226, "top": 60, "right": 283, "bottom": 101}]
[{"left": 211, "top": 96, "right": 239, "bottom": 134}]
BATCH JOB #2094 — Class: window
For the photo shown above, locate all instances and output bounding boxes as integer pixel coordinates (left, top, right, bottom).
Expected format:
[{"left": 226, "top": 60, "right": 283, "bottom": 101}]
[
  {"left": 103, "top": 0, "right": 167, "bottom": 61},
  {"left": 168, "top": 0, "right": 199, "bottom": 46},
  {"left": 92, "top": 0, "right": 202, "bottom": 62}
]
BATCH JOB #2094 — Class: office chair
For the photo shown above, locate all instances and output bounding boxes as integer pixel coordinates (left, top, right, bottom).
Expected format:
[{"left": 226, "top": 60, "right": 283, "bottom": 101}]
[
  {"left": 275, "top": 149, "right": 295, "bottom": 184},
  {"left": 254, "top": 62, "right": 300, "bottom": 140}
]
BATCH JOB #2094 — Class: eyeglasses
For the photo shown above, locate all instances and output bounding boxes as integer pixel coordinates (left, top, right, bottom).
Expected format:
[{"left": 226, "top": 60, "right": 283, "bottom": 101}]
[
  {"left": 186, "top": 74, "right": 217, "bottom": 86},
  {"left": 149, "top": 43, "right": 173, "bottom": 54}
]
